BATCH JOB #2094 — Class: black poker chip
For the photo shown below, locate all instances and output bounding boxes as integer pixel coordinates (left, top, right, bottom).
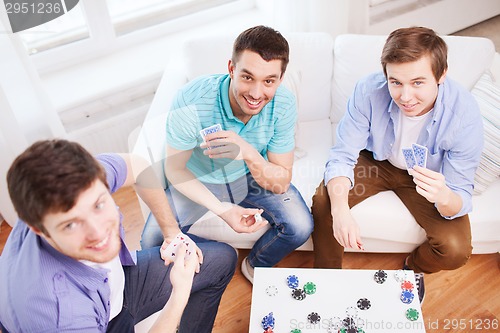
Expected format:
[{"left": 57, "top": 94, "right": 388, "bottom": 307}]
[
  {"left": 373, "top": 270, "right": 387, "bottom": 284},
  {"left": 291, "top": 288, "right": 306, "bottom": 300},
  {"left": 342, "top": 316, "right": 356, "bottom": 329},
  {"left": 307, "top": 312, "right": 321, "bottom": 324},
  {"left": 357, "top": 298, "right": 371, "bottom": 310}
]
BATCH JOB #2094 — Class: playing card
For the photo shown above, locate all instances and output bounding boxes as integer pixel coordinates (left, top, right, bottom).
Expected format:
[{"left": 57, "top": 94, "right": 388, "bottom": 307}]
[
  {"left": 199, "top": 124, "right": 222, "bottom": 147},
  {"left": 160, "top": 232, "right": 196, "bottom": 261},
  {"left": 402, "top": 148, "right": 417, "bottom": 170},
  {"left": 411, "top": 143, "right": 428, "bottom": 168}
]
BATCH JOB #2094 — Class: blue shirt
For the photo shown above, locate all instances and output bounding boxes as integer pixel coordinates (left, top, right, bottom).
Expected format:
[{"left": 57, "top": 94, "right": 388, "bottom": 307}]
[
  {"left": 166, "top": 74, "right": 297, "bottom": 184},
  {"left": 324, "top": 72, "right": 483, "bottom": 219},
  {"left": 0, "top": 154, "right": 135, "bottom": 332}
]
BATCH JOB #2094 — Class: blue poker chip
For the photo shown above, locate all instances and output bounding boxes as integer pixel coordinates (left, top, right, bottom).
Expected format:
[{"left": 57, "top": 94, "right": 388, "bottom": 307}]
[
  {"left": 261, "top": 312, "right": 275, "bottom": 330},
  {"left": 287, "top": 275, "right": 300, "bottom": 289},
  {"left": 400, "top": 290, "right": 415, "bottom": 304}
]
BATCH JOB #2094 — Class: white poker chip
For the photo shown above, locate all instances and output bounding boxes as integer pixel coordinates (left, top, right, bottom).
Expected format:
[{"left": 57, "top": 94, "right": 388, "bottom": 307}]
[
  {"left": 394, "top": 269, "right": 408, "bottom": 283},
  {"left": 265, "top": 285, "right": 278, "bottom": 296},
  {"left": 254, "top": 213, "right": 262, "bottom": 222}
]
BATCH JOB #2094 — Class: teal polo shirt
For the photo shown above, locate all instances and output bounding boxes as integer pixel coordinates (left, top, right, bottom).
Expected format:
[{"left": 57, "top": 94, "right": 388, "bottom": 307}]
[{"left": 165, "top": 74, "right": 297, "bottom": 184}]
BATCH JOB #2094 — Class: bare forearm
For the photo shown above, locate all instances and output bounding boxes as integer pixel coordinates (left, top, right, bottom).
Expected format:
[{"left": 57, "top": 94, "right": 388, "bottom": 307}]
[
  {"left": 148, "top": 289, "right": 190, "bottom": 333},
  {"left": 134, "top": 186, "right": 180, "bottom": 236},
  {"left": 166, "top": 168, "right": 227, "bottom": 216},
  {"left": 244, "top": 150, "right": 292, "bottom": 194},
  {"left": 326, "top": 177, "right": 351, "bottom": 214}
]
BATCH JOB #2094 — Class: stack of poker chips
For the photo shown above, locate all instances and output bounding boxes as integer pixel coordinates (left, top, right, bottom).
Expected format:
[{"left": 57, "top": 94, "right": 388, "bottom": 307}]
[
  {"left": 286, "top": 275, "right": 317, "bottom": 301},
  {"left": 261, "top": 312, "right": 275, "bottom": 332},
  {"left": 394, "top": 269, "right": 420, "bottom": 321}
]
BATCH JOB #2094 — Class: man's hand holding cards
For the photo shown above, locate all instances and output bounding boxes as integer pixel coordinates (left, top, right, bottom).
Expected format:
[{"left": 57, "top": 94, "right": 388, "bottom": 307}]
[{"left": 160, "top": 232, "right": 199, "bottom": 266}]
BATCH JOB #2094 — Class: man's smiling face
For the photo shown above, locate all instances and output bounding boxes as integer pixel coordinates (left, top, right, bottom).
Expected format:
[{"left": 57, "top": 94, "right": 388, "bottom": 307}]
[
  {"left": 386, "top": 54, "right": 446, "bottom": 117},
  {"left": 33, "top": 179, "right": 121, "bottom": 263},
  {"left": 228, "top": 50, "right": 283, "bottom": 123}
]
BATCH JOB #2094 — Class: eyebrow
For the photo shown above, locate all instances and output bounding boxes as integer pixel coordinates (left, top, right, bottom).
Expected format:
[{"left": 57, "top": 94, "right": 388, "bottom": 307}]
[
  {"left": 240, "top": 68, "right": 280, "bottom": 79},
  {"left": 388, "top": 76, "right": 428, "bottom": 81},
  {"left": 55, "top": 191, "right": 108, "bottom": 228}
]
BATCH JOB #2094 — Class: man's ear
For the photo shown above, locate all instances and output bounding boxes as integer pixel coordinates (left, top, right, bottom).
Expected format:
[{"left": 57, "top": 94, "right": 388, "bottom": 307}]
[
  {"left": 228, "top": 59, "right": 235, "bottom": 78},
  {"left": 29, "top": 225, "right": 48, "bottom": 238},
  {"left": 438, "top": 69, "right": 448, "bottom": 84}
]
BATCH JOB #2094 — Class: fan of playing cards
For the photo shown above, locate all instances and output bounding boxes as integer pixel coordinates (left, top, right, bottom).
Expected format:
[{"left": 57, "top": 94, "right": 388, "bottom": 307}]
[
  {"left": 402, "top": 143, "right": 428, "bottom": 171},
  {"left": 160, "top": 232, "right": 196, "bottom": 261}
]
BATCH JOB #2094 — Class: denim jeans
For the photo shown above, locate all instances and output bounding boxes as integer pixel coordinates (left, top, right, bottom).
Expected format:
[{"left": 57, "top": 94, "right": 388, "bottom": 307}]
[
  {"left": 141, "top": 173, "right": 313, "bottom": 268},
  {"left": 107, "top": 235, "right": 237, "bottom": 333}
]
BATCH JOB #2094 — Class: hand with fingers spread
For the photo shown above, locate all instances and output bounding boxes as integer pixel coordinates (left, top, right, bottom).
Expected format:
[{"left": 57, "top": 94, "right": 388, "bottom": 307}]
[{"left": 218, "top": 204, "right": 268, "bottom": 233}]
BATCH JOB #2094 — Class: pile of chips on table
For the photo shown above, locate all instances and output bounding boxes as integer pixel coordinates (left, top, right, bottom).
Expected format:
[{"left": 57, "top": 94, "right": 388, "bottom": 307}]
[{"left": 374, "top": 269, "right": 420, "bottom": 322}]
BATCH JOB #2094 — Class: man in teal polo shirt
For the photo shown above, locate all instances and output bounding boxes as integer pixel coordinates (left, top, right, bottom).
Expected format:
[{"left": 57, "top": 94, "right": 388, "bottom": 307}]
[{"left": 141, "top": 25, "right": 313, "bottom": 283}]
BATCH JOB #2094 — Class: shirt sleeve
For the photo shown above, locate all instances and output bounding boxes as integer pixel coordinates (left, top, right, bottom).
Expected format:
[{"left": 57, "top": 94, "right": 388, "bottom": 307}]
[
  {"left": 267, "top": 87, "right": 297, "bottom": 154},
  {"left": 324, "top": 79, "right": 372, "bottom": 187},
  {"left": 96, "top": 154, "right": 127, "bottom": 194},
  {"left": 439, "top": 98, "right": 484, "bottom": 219},
  {"left": 165, "top": 78, "right": 205, "bottom": 151}
]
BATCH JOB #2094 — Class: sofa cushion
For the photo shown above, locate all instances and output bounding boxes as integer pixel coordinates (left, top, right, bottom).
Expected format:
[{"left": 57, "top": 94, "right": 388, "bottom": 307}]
[{"left": 471, "top": 71, "right": 500, "bottom": 194}]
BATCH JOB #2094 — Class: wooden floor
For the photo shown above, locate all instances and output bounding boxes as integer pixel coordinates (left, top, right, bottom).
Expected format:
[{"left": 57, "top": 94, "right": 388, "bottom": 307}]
[{"left": 1, "top": 187, "right": 498, "bottom": 333}]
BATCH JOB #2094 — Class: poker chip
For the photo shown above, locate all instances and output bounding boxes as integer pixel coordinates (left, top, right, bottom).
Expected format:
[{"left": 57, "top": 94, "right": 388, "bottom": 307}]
[
  {"left": 373, "top": 270, "right": 387, "bottom": 284},
  {"left": 400, "top": 290, "right": 415, "bottom": 304},
  {"left": 261, "top": 312, "right": 275, "bottom": 330},
  {"left": 401, "top": 280, "right": 414, "bottom": 291},
  {"left": 345, "top": 306, "right": 358, "bottom": 318},
  {"left": 339, "top": 327, "right": 358, "bottom": 333},
  {"left": 265, "top": 285, "right": 278, "bottom": 296},
  {"left": 290, "top": 329, "right": 301, "bottom": 333},
  {"left": 342, "top": 316, "right": 356, "bottom": 329},
  {"left": 303, "top": 282, "right": 317, "bottom": 295},
  {"left": 394, "top": 269, "right": 408, "bottom": 283},
  {"left": 287, "top": 275, "right": 300, "bottom": 289},
  {"left": 291, "top": 288, "right": 306, "bottom": 300},
  {"left": 357, "top": 298, "right": 371, "bottom": 310},
  {"left": 307, "top": 312, "right": 321, "bottom": 324},
  {"left": 263, "top": 328, "right": 274, "bottom": 333},
  {"left": 328, "top": 316, "right": 342, "bottom": 331},
  {"left": 406, "top": 308, "right": 419, "bottom": 321}
]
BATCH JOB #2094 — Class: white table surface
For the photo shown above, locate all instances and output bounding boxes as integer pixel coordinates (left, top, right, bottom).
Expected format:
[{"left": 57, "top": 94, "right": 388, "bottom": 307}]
[{"left": 249, "top": 267, "right": 425, "bottom": 333}]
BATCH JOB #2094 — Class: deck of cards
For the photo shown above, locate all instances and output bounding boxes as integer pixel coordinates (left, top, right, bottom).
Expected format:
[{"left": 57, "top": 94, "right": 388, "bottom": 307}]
[
  {"left": 402, "top": 143, "right": 428, "bottom": 171},
  {"left": 160, "top": 232, "right": 196, "bottom": 261},
  {"left": 200, "top": 123, "right": 222, "bottom": 148}
]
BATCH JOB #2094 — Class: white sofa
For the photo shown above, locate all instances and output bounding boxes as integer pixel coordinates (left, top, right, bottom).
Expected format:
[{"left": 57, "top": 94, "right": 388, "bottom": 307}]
[{"left": 132, "top": 32, "right": 500, "bottom": 257}]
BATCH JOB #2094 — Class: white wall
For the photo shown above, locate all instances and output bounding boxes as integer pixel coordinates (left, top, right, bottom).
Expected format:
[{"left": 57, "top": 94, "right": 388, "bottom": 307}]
[{"left": 0, "top": 11, "right": 66, "bottom": 226}]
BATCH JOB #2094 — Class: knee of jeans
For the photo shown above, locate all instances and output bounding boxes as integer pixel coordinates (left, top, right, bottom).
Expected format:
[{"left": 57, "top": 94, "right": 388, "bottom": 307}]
[
  {"left": 432, "top": 234, "right": 472, "bottom": 270},
  {"left": 210, "top": 243, "right": 238, "bottom": 274}
]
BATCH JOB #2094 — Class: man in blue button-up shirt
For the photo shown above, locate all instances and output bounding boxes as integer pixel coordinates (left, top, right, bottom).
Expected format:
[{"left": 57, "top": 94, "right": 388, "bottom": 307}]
[
  {"left": 311, "top": 27, "right": 483, "bottom": 303},
  {"left": 0, "top": 139, "right": 236, "bottom": 332}
]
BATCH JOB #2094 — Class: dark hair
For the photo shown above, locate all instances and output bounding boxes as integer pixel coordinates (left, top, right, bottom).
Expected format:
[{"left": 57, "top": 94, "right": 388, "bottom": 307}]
[
  {"left": 232, "top": 25, "right": 290, "bottom": 76},
  {"left": 381, "top": 27, "right": 448, "bottom": 81},
  {"left": 7, "top": 139, "right": 107, "bottom": 232}
]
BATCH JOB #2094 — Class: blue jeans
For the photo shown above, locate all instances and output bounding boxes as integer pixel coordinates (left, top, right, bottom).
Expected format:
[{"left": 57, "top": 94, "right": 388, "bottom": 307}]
[
  {"left": 141, "top": 173, "right": 313, "bottom": 267},
  {"left": 107, "top": 235, "right": 236, "bottom": 333}
]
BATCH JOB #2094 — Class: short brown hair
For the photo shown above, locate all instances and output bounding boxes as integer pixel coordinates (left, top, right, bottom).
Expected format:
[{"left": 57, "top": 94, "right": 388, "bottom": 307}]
[
  {"left": 232, "top": 25, "right": 290, "bottom": 76},
  {"left": 381, "top": 27, "right": 448, "bottom": 81},
  {"left": 7, "top": 139, "right": 107, "bottom": 232}
]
